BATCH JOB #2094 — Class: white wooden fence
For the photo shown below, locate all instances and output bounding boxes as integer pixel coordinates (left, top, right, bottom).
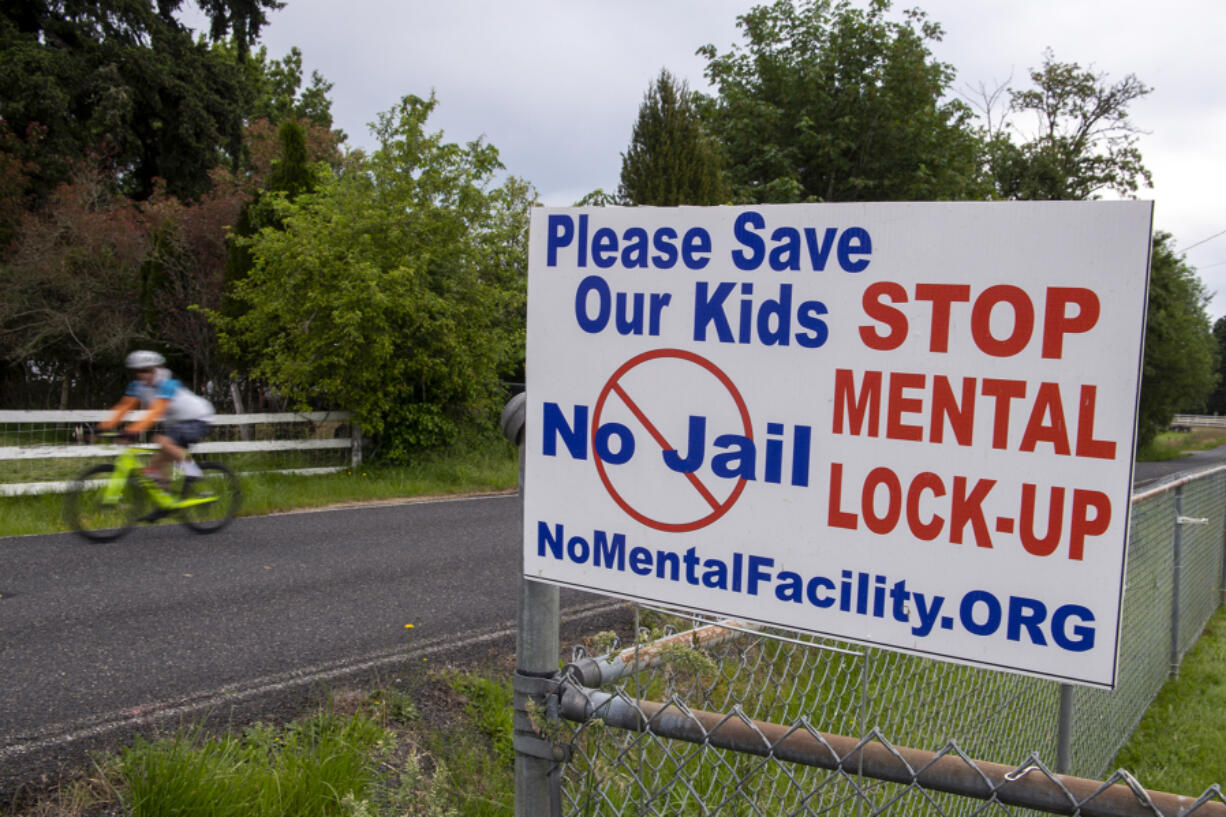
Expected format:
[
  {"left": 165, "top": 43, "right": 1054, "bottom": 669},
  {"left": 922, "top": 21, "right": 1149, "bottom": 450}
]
[{"left": 0, "top": 410, "right": 360, "bottom": 497}]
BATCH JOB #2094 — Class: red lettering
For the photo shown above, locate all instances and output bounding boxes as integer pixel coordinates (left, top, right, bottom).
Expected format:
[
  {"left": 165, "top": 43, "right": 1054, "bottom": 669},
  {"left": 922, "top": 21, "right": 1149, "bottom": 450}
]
[
  {"left": 981, "top": 379, "right": 1027, "bottom": 449},
  {"left": 828, "top": 463, "right": 858, "bottom": 529},
  {"left": 833, "top": 369, "right": 881, "bottom": 436},
  {"left": 887, "top": 372, "right": 926, "bottom": 441},
  {"left": 906, "top": 472, "right": 946, "bottom": 540},
  {"left": 971, "top": 285, "right": 1035, "bottom": 357},
  {"left": 950, "top": 476, "right": 995, "bottom": 548},
  {"left": 1043, "top": 287, "right": 1100, "bottom": 359},
  {"left": 915, "top": 283, "right": 971, "bottom": 353},
  {"left": 930, "top": 375, "right": 975, "bottom": 446},
  {"left": 1069, "top": 490, "right": 1111, "bottom": 560},
  {"left": 1075, "top": 385, "right": 1116, "bottom": 459},
  {"left": 859, "top": 281, "right": 908, "bottom": 350},
  {"left": 862, "top": 467, "right": 902, "bottom": 534},
  {"left": 1019, "top": 483, "right": 1065, "bottom": 556},
  {"left": 1020, "top": 382, "right": 1071, "bottom": 455}
]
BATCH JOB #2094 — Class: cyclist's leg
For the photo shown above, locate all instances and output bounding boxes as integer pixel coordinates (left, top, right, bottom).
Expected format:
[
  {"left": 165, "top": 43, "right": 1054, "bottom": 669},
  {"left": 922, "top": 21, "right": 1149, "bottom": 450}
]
[{"left": 161, "top": 421, "right": 210, "bottom": 479}]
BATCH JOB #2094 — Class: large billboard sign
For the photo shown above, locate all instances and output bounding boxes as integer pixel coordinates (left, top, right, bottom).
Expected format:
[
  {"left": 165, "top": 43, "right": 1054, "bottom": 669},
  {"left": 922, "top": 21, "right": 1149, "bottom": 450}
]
[{"left": 524, "top": 202, "right": 1152, "bottom": 688}]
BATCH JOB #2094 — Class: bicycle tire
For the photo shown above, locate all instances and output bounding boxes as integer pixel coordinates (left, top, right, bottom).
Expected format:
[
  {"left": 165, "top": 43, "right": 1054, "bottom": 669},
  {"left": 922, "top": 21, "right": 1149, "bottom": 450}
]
[
  {"left": 179, "top": 462, "right": 241, "bottom": 533},
  {"left": 65, "top": 464, "right": 145, "bottom": 542}
]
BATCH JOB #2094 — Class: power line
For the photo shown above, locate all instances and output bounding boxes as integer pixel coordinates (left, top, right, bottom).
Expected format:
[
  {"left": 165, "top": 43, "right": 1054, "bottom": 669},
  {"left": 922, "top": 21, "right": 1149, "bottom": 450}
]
[{"left": 1178, "top": 228, "right": 1226, "bottom": 253}]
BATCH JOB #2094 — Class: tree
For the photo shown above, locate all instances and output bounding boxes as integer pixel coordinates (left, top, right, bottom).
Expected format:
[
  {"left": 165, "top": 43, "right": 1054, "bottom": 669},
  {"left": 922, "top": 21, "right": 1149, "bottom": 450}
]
[
  {"left": 619, "top": 69, "right": 729, "bottom": 205},
  {"left": 1205, "top": 317, "right": 1226, "bottom": 415},
  {"left": 985, "top": 49, "right": 1152, "bottom": 200},
  {"left": 214, "top": 94, "right": 536, "bottom": 459},
  {"left": 0, "top": 1, "right": 251, "bottom": 202},
  {"left": 697, "top": 0, "right": 988, "bottom": 203},
  {"left": 0, "top": 162, "right": 150, "bottom": 407},
  {"left": 1137, "top": 233, "right": 1219, "bottom": 446}
]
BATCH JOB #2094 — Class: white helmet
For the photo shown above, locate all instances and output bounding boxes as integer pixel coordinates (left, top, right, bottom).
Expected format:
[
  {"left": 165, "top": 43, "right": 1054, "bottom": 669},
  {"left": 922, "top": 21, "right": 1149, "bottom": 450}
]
[{"left": 125, "top": 350, "right": 165, "bottom": 370}]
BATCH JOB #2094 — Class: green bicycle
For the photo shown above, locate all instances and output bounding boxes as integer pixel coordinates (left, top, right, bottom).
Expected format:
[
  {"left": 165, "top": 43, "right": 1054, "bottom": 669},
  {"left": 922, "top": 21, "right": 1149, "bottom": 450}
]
[{"left": 65, "top": 433, "right": 242, "bottom": 541}]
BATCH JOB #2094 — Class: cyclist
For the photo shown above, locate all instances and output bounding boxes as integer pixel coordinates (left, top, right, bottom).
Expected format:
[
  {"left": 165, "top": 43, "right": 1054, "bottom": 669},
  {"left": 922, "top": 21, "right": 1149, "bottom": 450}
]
[{"left": 98, "top": 351, "right": 215, "bottom": 487}]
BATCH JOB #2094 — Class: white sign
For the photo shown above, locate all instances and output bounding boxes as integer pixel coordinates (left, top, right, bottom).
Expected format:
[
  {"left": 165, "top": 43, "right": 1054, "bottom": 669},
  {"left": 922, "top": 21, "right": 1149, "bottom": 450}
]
[{"left": 524, "top": 202, "right": 1152, "bottom": 689}]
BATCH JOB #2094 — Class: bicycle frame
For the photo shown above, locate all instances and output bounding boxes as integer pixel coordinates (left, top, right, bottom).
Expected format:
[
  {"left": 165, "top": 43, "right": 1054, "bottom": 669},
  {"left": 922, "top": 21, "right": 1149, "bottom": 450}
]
[{"left": 100, "top": 444, "right": 216, "bottom": 512}]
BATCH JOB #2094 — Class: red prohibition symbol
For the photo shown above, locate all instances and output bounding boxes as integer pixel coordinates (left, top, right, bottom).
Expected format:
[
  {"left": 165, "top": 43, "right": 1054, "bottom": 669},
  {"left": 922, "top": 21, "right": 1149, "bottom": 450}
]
[{"left": 591, "top": 348, "right": 753, "bottom": 533}]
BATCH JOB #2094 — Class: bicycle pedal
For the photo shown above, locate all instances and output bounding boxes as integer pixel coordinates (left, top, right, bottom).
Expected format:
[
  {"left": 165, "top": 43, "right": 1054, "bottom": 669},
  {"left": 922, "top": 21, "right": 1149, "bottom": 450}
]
[{"left": 138, "top": 508, "right": 169, "bottom": 523}]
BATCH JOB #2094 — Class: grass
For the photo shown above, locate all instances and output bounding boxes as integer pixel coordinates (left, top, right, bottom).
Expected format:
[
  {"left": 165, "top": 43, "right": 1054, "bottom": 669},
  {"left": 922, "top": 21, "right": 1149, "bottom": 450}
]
[
  {"left": 12, "top": 613, "right": 1226, "bottom": 816},
  {"left": 0, "top": 437, "right": 517, "bottom": 538},
  {"left": 1137, "top": 427, "right": 1226, "bottom": 461},
  {"left": 15, "top": 672, "right": 514, "bottom": 817},
  {"left": 1112, "top": 604, "right": 1226, "bottom": 796}
]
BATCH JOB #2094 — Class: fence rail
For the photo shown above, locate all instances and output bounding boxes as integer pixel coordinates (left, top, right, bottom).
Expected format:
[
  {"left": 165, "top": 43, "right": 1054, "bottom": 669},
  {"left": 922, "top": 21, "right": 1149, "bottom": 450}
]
[
  {"left": 501, "top": 393, "right": 1226, "bottom": 817},
  {"left": 0, "top": 410, "right": 359, "bottom": 496}
]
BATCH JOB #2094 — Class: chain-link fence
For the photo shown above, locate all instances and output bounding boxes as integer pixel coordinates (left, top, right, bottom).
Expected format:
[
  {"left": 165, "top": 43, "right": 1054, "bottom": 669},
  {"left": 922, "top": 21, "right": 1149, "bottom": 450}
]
[{"left": 505, "top": 384, "right": 1226, "bottom": 817}]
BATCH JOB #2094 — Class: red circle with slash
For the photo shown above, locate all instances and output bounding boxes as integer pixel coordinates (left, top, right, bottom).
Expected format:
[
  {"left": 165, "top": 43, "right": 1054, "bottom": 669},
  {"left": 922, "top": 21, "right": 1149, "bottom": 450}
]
[{"left": 591, "top": 348, "right": 753, "bottom": 532}]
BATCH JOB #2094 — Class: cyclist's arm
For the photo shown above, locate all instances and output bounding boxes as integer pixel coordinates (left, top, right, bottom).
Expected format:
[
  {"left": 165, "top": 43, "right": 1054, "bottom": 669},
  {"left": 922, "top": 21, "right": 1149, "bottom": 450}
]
[
  {"left": 98, "top": 396, "right": 139, "bottom": 430},
  {"left": 126, "top": 398, "right": 168, "bottom": 433}
]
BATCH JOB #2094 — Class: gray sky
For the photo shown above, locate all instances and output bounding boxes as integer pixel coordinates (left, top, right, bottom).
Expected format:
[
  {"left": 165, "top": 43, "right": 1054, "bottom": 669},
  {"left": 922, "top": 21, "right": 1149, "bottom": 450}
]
[{"left": 200, "top": 0, "right": 1226, "bottom": 319}]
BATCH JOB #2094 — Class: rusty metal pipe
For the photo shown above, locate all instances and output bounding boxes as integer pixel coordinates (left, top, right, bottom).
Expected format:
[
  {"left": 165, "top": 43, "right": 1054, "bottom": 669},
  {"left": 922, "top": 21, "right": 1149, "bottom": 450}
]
[{"left": 560, "top": 687, "right": 1223, "bottom": 817}]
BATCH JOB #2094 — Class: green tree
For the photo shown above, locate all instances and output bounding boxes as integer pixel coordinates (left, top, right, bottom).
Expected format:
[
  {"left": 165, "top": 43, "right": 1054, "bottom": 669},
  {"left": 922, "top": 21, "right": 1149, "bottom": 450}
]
[
  {"left": 1137, "top": 233, "right": 1219, "bottom": 446},
  {"left": 985, "top": 49, "right": 1152, "bottom": 200},
  {"left": 1206, "top": 317, "right": 1226, "bottom": 415},
  {"left": 0, "top": 1, "right": 252, "bottom": 202},
  {"left": 619, "top": 69, "right": 729, "bottom": 205},
  {"left": 697, "top": 0, "right": 987, "bottom": 203},
  {"left": 214, "top": 94, "right": 535, "bottom": 458}
]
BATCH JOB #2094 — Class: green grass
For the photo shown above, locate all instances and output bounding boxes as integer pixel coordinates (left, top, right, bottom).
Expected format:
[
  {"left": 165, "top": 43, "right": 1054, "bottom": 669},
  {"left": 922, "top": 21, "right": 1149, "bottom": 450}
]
[
  {"left": 1112, "top": 604, "right": 1226, "bottom": 796},
  {"left": 115, "top": 713, "right": 386, "bottom": 817},
  {"left": 0, "top": 438, "right": 517, "bottom": 537},
  {"left": 21, "top": 674, "right": 511, "bottom": 816},
  {"left": 1137, "top": 427, "right": 1226, "bottom": 461}
]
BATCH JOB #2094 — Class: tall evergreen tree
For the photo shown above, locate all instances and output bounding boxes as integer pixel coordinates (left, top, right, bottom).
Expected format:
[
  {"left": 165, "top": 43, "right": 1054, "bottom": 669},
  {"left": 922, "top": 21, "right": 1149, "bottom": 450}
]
[{"left": 618, "top": 69, "right": 729, "bottom": 206}]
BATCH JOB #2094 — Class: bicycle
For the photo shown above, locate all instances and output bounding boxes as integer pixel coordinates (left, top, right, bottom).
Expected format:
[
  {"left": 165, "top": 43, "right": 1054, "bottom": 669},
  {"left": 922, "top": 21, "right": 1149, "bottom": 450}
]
[{"left": 65, "top": 432, "right": 241, "bottom": 541}]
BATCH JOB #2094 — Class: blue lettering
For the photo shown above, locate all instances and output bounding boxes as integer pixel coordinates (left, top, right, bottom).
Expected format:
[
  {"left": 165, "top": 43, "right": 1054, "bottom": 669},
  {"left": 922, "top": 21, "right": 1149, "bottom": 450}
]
[
  {"left": 547, "top": 215, "right": 573, "bottom": 267},
  {"left": 693, "top": 282, "right": 735, "bottom": 342},
  {"left": 575, "top": 275, "right": 610, "bottom": 333},
  {"left": 592, "top": 227, "right": 618, "bottom": 268},
  {"left": 795, "top": 301, "right": 829, "bottom": 348},
  {"left": 732, "top": 211, "right": 765, "bottom": 270},
  {"left": 630, "top": 546, "right": 653, "bottom": 576},
  {"left": 837, "top": 227, "right": 872, "bottom": 272},
  {"left": 538, "top": 521, "right": 565, "bottom": 558},
  {"left": 652, "top": 227, "right": 679, "bottom": 268},
  {"left": 593, "top": 529, "right": 626, "bottom": 570},
  {"left": 542, "top": 403, "right": 586, "bottom": 458},
  {"left": 769, "top": 226, "right": 801, "bottom": 271},
  {"left": 960, "top": 590, "right": 1002, "bottom": 636},
  {"left": 622, "top": 227, "right": 649, "bottom": 268},
  {"left": 567, "top": 535, "right": 590, "bottom": 564},
  {"left": 806, "top": 576, "right": 836, "bottom": 608},
  {"left": 1007, "top": 596, "right": 1048, "bottom": 645},
  {"left": 1052, "top": 604, "right": 1096, "bottom": 652},
  {"left": 747, "top": 555, "right": 774, "bottom": 595},
  {"left": 594, "top": 423, "right": 634, "bottom": 464},
  {"left": 804, "top": 227, "right": 838, "bottom": 270},
  {"left": 682, "top": 227, "right": 712, "bottom": 269}
]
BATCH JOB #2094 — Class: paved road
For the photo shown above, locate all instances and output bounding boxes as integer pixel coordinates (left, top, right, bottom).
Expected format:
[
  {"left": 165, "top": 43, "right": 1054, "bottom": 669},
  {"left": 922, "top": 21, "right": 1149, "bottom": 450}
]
[
  {"left": 0, "top": 495, "right": 621, "bottom": 799},
  {"left": 3, "top": 445, "right": 1223, "bottom": 799},
  {"left": 1133, "top": 442, "right": 1226, "bottom": 489}
]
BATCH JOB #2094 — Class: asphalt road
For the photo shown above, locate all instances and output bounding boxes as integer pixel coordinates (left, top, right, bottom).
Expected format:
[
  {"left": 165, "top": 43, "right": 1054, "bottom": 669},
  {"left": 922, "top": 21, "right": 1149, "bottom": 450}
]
[
  {"left": 0, "top": 494, "right": 623, "bottom": 800},
  {"left": 1132, "top": 441, "right": 1226, "bottom": 489},
  {"left": 2, "top": 445, "right": 1223, "bottom": 801}
]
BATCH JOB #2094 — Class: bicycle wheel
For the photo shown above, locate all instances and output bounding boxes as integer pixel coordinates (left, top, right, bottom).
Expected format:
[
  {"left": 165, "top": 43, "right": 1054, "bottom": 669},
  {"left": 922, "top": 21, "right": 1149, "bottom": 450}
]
[
  {"left": 179, "top": 462, "right": 241, "bottom": 533},
  {"left": 65, "top": 464, "right": 145, "bottom": 542}
]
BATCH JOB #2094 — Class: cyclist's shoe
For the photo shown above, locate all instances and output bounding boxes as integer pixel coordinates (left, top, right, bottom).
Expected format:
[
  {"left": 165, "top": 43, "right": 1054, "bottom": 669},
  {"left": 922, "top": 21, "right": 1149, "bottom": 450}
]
[{"left": 137, "top": 508, "right": 169, "bottom": 524}]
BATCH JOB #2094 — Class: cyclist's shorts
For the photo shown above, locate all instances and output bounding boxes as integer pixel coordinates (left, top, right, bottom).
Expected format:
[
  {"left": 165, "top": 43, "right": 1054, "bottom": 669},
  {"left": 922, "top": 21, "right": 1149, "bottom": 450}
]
[{"left": 166, "top": 420, "right": 211, "bottom": 448}]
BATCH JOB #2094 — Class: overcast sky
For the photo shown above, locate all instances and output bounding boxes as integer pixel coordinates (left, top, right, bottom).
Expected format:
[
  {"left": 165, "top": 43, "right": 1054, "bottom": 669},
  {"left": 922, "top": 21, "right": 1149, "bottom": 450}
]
[{"left": 195, "top": 0, "right": 1226, "bottom": 319}]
